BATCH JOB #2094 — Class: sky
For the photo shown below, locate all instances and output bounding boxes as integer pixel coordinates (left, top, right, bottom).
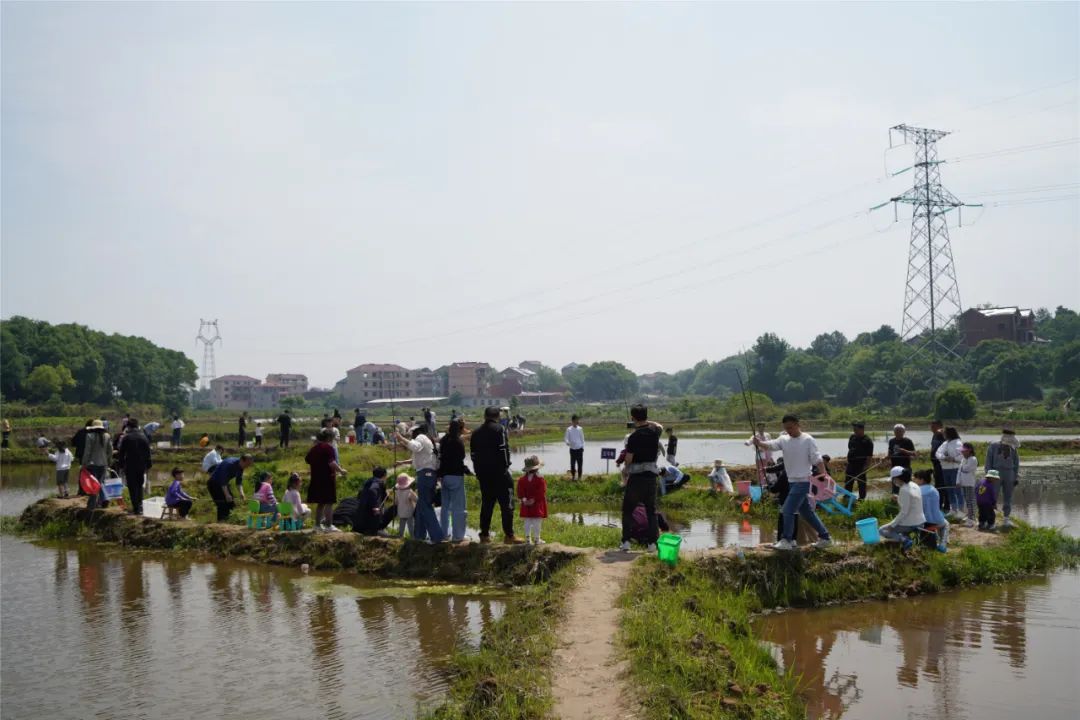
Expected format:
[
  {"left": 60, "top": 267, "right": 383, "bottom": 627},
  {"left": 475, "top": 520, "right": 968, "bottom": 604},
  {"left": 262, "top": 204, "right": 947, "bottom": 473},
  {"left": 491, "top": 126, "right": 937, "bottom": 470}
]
[{"left": 2, "top": 1, "right": 1078, "bottom": 388}]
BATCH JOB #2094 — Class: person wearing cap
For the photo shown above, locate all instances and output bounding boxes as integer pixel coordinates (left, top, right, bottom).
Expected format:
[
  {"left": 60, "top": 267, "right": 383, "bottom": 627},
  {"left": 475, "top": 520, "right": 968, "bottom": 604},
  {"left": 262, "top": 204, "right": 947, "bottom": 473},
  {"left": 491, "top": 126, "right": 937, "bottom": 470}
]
[
  {"left": 80, "top": 418, "right": 112, "bottom": 509},
  {"left": 393, "top": 474, "right": 418, "bottom": 538},
  {"left": 117, "top": 418, "right": 153, "bottom": 515},
  {"left": 517, "top": 456, "right": 548, "bottom": 544},
  {"left": 753, "top": 413, "right": 833, "bottom": 550},
  {"left": 887, "top": 424, "right": 916, "bottom": 495},
  {"left": 976, "top": 470, "right": 1000, "bottom": 530},
  {"left": 844, "top": 422, "right": 874, "bottom": 500},
  {"left": 708, "top": 460, "right": 733, "bottom": 494},
  {"left": 396, "top": 423, "right": 444, "bottom": 543},
  {"left": 879, "top": 467, "right": 925, "bottom": 548},
  {"left": 984, "top": 429, "right": 1020, "bottom": 528}
]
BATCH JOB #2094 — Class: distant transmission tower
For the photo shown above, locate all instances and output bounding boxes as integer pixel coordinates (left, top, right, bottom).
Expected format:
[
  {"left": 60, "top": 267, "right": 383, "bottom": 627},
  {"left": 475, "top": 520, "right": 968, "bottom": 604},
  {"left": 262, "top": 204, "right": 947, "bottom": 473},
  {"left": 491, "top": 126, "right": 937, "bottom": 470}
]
[
  {"left": 195, "top": 319, "right": 222, "bottom": 390},
  {"left": 880, "top": 124, "right": 978, "bottom": 360}
]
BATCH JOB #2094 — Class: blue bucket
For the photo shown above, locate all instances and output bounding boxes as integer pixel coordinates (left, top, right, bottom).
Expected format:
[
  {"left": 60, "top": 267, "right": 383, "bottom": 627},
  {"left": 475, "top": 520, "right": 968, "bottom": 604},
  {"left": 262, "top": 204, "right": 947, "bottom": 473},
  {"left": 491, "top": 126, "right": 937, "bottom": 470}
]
[
  {"left": 856, "top": 517, "right": 880, "bottom": 545},
  {"left": 749, "top": 485, "right": 762, "bottom": 503}
]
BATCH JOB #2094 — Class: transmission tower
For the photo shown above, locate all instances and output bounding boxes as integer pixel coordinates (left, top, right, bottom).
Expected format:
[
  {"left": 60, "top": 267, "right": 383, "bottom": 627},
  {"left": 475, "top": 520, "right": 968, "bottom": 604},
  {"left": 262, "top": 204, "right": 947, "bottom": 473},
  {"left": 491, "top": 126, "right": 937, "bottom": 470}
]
[
  {"left": 195, "top": 319, "right": 222, "bottom": 390},
  {"left": 880, "top": 124, "right": 977, "bottom": 360}
]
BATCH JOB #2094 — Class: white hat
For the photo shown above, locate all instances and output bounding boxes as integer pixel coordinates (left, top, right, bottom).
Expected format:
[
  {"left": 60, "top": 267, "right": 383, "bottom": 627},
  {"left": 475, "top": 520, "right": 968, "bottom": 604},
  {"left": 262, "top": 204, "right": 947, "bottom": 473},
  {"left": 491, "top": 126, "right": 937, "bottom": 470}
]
[
  {"left": 889, "top": 466, "right": 906, "bottom": 478},
  {"left": 893, "top": 423, "right": 906, "bottom": 432}
]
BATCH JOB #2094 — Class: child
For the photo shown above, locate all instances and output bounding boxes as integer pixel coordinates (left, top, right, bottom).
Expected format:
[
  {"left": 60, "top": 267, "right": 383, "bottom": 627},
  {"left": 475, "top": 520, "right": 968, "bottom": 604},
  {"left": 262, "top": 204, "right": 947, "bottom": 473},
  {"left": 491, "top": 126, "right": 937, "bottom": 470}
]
[
  {"left": 977, "top": 470, "right": 999, "bottom": 531},
  {"left": 254, "top": 422, "right": 263, "bottom": 448},
  {"left": 283, "top": 472, "right": 311, "bottom": 527},
  {"left": 516, "top": 455, "right": 548, "bottom": 544},
  {"left": 957, "top": 442, "right": 978, "bottom": 528},
  {"left": 394, "top": 474, "right": 418, "bottom": 538},
  {"left": 914, "top": 469, "right": 949, "bottom": 552},
  {"left": 708, "top": 459, "right": 733, "bottom": 494},
  {"left": 253, "top": 470, "right": 278, "bottom": 523},
  {"left": 48, "top": 442, "right": 74, "bottom": 498},
  {"left": 879, "top": 467, "right": 925, "bottom": 549},
  {"left": 165, "top": 467, "right": 194, "bottom": 518}
]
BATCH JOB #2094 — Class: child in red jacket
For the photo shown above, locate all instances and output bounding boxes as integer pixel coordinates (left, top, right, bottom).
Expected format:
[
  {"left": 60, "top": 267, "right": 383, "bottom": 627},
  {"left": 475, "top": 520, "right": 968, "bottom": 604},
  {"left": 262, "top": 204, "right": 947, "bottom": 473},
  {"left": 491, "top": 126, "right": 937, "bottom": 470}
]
[{"left": 517, "top": 455, "right": 548, "bottom": 544}]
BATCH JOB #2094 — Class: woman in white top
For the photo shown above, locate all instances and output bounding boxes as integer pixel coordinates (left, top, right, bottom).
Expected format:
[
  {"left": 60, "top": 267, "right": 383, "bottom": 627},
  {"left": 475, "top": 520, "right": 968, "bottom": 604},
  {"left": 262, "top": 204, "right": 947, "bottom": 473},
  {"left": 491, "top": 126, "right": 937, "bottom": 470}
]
[
  {"left": 879, "top": 467, "right": 925, "bottom": 547},
  {"left": 48, "top": 442, "right": 74, "bottom": 498},
  {"left": 934, "top": 427, "right": 964, "bottom": 517},
  {"left": 956, "top": 442, "right": 979, "bottom": 528}
]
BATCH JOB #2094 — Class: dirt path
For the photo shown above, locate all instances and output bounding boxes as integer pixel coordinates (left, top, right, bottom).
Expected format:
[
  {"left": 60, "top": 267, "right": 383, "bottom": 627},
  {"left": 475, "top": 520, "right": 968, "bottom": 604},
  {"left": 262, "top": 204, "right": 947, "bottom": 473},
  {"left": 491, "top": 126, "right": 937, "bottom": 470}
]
[{"left": 552, "top": 551, "right": 639, "bottom": 720}]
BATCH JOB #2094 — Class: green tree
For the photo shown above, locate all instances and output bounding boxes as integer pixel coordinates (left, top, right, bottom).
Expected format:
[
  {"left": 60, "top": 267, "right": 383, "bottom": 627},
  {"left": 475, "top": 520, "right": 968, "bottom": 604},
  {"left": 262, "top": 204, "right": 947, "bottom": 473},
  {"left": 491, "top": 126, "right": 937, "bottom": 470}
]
[
  {"left": 24, "top": 364, "right": 75, "bottom": 402},
  {"left": 1053, "top": 339, "right": 1080, "bottom": 387},
  {"left": 976, "top": 352, "right": 1042, "bottom": 401},
  {"left": 534, "top": 366, "right": 565, "bottom": 391},
  {"left": 809, "top": 331, "right": 848, "bottom": 360},
  {"left": 569, "top": 361, "right": 638, "bottom": 401},
  {"left": 776, "top": 351, "right": 829, "bottom": 401},
  {"left": 933, "top": 383, "right": 977, "bottom": 420},
  {"left": 280, "top": 395, "right": 307, "bottom": 410},
  {"left": 750, "top": 333, "right": 789, "bottom": 397},
  {"left": 447, "top": 391, "right": 463, "bottom": 407}
]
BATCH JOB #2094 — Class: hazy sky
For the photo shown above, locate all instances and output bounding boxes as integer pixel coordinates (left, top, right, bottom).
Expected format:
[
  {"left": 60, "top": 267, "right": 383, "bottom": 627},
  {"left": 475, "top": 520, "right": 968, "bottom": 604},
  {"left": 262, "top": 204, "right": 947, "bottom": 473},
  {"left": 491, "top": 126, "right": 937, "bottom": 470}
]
[{"left": 3, "top": 2, "right": 1078, "bottom": 387}]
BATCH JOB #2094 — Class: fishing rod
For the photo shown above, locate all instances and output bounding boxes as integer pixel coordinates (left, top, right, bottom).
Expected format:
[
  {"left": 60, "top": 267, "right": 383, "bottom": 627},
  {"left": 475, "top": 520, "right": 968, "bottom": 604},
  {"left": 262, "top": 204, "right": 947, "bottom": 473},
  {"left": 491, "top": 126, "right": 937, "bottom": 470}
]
[
  {"left": 735, "top": 368, "right": 766, "bottom": 484},
  {"left": 389, "top": 375, "right": 398, "bottom": 469}
]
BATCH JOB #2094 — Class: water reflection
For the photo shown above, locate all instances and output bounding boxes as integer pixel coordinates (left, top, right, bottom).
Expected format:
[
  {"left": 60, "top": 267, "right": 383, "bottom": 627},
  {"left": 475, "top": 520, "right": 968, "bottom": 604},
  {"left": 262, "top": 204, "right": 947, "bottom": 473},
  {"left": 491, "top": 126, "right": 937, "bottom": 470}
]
[
  {"left": 0, "top": 538, "right": 506, "bottom": 720},
  {"left": 755, "top": 571, "right": 1080, "bottom": 719}
]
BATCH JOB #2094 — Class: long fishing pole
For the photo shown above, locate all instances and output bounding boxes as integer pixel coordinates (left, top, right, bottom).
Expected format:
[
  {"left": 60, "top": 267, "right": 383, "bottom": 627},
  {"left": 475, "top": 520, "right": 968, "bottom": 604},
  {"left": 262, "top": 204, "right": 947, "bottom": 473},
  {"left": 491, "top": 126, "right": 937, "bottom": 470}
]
[
  {"left": 389, "top": 375, "right": 398, "bottom": 469},
  {"left": 735, "top": 369, "right": 765, "bottom": 484}
]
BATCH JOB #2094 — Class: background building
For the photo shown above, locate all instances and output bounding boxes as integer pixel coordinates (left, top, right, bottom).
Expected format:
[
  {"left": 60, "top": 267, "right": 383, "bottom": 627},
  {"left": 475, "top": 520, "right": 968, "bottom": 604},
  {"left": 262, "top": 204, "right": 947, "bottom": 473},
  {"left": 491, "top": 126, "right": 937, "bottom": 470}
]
[
  {"left": 210, "top": 375, "right": 260, "bottom": 409},
  {"left": 959, "top": 307, "right": 1037, "bottom": 347},
  {"left": 342, "top": 364, "right": 446, "bottom": 404},
  {"left": 265, "top": 373, "right": 308, "bottom": 394},
  {"left": 448, "top": 362, "right": 493, "bottom": 399}
]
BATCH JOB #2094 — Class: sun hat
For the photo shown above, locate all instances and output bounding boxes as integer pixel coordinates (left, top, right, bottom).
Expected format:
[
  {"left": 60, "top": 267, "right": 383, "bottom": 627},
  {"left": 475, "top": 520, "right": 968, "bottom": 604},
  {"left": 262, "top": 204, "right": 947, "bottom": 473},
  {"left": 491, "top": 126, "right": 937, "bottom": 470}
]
[
  {"left": 889, "top": 466, "right": 906, "bottom": 478},
  {"left": 713, "top": 459, "right": 725, "bottom": 468},
  {"left": 985, "top": 470, "right": 1001, "bottom": 480},
  {"left": 893, "top": 423, "right": 906, "bottom": 432},
  {"left": 395, "top": 474, "right": 414, "bottom": 489},
  {"left": 523, "top": 455, "right": 543, "bottom": 472},
  {"left": 87, "top": 419, "right": 104, "bottom": 430}
]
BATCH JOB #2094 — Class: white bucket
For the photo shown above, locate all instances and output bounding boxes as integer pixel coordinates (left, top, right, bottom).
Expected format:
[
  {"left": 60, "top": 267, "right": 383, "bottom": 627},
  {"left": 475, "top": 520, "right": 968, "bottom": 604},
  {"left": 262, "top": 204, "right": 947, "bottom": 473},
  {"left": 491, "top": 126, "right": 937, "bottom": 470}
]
[{"left": 143, "top": 497, "right": 166, "bottom": 518}]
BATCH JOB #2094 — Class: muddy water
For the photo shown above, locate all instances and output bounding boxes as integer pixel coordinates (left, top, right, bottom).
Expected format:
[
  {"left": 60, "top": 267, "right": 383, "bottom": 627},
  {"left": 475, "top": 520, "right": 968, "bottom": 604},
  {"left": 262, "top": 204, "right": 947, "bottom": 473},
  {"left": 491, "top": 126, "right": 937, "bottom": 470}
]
[
  {"left": 755, "top": 569, "right": 1080, "bottom": 720},
  {"left": 553, "top": 506, "right": 777, "bottom": 550},
  {"left": 0, "top": 538, "right": 506, "bottom": 720}
]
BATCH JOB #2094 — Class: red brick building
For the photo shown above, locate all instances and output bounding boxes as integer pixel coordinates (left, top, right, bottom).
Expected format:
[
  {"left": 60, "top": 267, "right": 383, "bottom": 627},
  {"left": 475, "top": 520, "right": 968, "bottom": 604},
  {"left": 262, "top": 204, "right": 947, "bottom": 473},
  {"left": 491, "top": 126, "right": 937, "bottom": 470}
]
[{"left": 959, "top": 307, "right": 1037, "bottom": 347}]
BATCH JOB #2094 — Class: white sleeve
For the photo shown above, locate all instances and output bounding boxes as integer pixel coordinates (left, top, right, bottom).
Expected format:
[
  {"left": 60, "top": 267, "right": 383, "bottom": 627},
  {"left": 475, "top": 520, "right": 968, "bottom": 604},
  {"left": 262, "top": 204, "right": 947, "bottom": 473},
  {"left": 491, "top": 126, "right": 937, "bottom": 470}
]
[{"left": 808, "top": 437, "right": 823, "bottom": 466}]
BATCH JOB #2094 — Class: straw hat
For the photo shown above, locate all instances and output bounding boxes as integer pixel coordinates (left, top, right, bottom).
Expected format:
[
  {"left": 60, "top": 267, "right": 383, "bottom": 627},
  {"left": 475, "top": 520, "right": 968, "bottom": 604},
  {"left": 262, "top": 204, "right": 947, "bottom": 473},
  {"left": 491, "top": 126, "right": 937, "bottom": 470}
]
[
  {"left": 523, "top": 455, "right": 543, "bottom": 472},
  {"left": 87, "top": 419, "right": 105, "bottom": 430},
  {"left": 395, "top": 474, "right": 414, "bottom": 489}
]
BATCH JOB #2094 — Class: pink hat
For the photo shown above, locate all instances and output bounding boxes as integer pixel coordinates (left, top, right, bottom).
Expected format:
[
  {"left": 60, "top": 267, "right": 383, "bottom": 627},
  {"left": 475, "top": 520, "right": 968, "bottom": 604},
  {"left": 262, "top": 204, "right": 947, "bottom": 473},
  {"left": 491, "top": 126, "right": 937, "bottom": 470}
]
[{"left": 395, "top": 474, "right": 414, "bottom": 489}]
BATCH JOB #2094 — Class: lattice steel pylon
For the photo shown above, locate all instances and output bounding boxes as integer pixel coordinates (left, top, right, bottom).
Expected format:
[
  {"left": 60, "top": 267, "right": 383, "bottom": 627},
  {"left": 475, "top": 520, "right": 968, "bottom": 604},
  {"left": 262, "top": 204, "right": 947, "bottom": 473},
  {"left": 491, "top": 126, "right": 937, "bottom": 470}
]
[
  {"left": 885, "top": 124, "right": 969, "bottom": 360},
  {"left": 195, "top": 319, "right": 222, "bottom": 390}
]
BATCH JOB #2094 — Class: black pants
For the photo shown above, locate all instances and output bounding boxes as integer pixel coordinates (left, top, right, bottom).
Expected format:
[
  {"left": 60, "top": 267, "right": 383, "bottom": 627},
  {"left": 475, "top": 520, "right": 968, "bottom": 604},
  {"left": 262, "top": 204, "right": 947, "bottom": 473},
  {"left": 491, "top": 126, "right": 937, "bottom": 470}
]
[
  {"left": 978, "top": 504, "right": 995, "bottom": 527},
  {"left": 255, "top": 435, "right": 262, "bottom": 447},
  {"left": 1, "top": 432, "right": 9, "bottom": 448},
  {"left": 477, "top": 471, "right": 514, "bottom": 538},
  {"left": 357, "top": 505, "right": 398, "bottom": 535},
  {"left": 569, "top": 448, "right": 584, "bottom": 478},
  {"left": 171, "top": 499, "right": 193, "bottom": 518},
  {"left": 845, "top": 468, "right": 868, "bottom": 500},
  {"left": 126, "top": 473, "right": 144, "bottom": 514},
  {"left": 207, "top": 480, "right": 235, "bottom": 522},
  {"left": 279, "top": 428, "right": 290, "bottom": 448},
  {"left": 621, "top": 473, "right": 659, "bottom": 544}
]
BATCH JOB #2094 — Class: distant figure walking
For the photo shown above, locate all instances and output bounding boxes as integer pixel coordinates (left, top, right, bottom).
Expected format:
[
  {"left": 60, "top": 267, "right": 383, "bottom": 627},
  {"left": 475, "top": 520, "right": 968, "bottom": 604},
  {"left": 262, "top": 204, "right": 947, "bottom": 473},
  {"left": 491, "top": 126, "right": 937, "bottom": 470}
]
[
  {"left": 238, "top": 412, "right": 248, "bottom": 447},
  {"left": 277, "top": 409, "right": 293, "bottom": 448},
  {"left": 565, "top": 415, "right": 585, "bottom": 481},
  {"left": 2, "top": 418, "right": 11, "bottom": 448},
  {"left": 81, "top": 419, "right": 112, "bottom": 509}
]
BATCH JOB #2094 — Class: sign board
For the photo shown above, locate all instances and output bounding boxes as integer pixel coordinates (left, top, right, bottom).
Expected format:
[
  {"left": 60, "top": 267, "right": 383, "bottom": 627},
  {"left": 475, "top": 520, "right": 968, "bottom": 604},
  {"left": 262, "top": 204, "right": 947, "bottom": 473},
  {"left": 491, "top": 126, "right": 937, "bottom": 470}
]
[{"left": 600, "top": 447, "right": 617, "bottom": 460}]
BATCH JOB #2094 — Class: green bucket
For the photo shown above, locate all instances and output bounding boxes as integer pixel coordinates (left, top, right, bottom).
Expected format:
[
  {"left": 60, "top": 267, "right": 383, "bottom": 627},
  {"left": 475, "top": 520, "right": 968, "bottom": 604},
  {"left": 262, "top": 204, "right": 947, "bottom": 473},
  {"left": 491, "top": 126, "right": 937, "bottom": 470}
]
[{"left": 657, "top": 533, "right": 683, "bottom": 567}]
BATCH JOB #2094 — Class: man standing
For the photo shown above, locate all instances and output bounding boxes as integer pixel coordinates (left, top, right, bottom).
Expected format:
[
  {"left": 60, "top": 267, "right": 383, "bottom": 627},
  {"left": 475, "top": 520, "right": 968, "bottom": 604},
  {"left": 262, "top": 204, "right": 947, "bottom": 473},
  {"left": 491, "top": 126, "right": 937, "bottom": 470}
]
[
  {"left": 929, "top": 419, "right": 947, "bottom": 511},
  {"left": 985, "top": 428, "right": 1021, "bottom": 528},
  {"left": 171, "top": 416, "right": 185, "bottom": 447},
  {"left": 207, "top": 454, "right": 252, "bottom": 522},
  {"left": 565, "top": 415, "right": 585, "bottom": 481},
  {"left": 754, "top": 414, "right": 832, "bottom": 550},
  {"left": 353, "top": 408, "right": 366, "bottom": 442},
  {"left": 844, "top": 421, "right": 875, "bottom": 500},
  {"left": 887, "top": 424, "right": 916, "bottom": 496},
  {"left": 277, "top": 409, "right": 293, "bottom": 448},
  {"left": 202, "top": 444, "right": 224, "bottom": 476},
  {"left": 619, "top": 404, "right": 663, "bottom": 552},
  {"left": 117, "top": 418, "right": 152, "bottom": 516},
  {"left": 470, "top": 407, "right": 521, "bottom": 544}
]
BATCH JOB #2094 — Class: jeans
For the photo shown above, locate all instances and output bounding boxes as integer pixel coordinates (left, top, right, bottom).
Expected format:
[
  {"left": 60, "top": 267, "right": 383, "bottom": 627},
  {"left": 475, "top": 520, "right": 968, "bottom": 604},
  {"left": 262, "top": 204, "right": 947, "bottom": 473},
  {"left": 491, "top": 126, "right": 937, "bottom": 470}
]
[
  {"left": 992, "top": 476, "right": 1015, "bottom": 518},
  {"left": 569, "top": 448, "right": 584, "bottom": 478},
  {"left": 621, "top": 473, "right": 659, "bottom": 544},
  {"left": 939, "top": 469, "right": 957, "bottom": 513},
  {"left": 413, "top": 470, "right": 445, "bottom": 542},
  {"left": 880, "top": 524, "right": 920, "bottom": 541},
  {"left": 962, "top": 486, "right": 976, "bottom": 521},
  {"left": 259, "top": 502, "right": 279, "bottom": 524},
  {"left": 126, "top": 473, "right": 144, "bottom": 515},
  {"left": 397, "top": 516, "right": 415, "bottom": 538},
  {"left": 781, "top": 481, "right": 830, "bottom": 542},
  {"left": 171, "top": 428, "right": 181, "bottom": 447},
  {"left": 439, "top": 474, "right": 467, "bottom": 541},
  {"left": 477, "top": 471, "right": 514, "bottom": 538}
]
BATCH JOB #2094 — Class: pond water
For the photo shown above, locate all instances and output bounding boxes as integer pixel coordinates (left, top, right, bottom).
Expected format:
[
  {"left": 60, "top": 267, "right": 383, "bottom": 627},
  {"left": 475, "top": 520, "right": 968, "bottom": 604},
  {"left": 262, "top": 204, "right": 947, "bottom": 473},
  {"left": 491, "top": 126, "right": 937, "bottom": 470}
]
[
  {"left": 510, "top": 431, "right": 1079, "bottom": 475},
  {"left": 552, "top": 506, "right": 777, "bottom": 550},
  {"left": 755, "top": 569, "right": 1080, "bottom": 720},
  {"left": 0, "top": 538, "right": 506, "bottom": 720}
]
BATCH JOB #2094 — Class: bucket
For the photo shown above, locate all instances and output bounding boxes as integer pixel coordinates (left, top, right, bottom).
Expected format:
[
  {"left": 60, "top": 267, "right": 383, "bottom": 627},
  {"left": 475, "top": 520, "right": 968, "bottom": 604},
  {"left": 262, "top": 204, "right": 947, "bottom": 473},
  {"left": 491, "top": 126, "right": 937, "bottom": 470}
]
[
  {"left": 749, "top": 485, "right": 762, "bottom": 503},
  {"left": 856, "top": 517, "right": 880, "bottom": 545},
  {"left": 143, "top": 497, "right": 165, "bottom": 518},
  {"left": 736, "top": 480, "right": 751, "bottom": 496},
  {"left": 656, "top": 533, "right": 683, "bottom": 567},
  {"left": 103, "top": 478, "right": 125, "bottom": 501}
]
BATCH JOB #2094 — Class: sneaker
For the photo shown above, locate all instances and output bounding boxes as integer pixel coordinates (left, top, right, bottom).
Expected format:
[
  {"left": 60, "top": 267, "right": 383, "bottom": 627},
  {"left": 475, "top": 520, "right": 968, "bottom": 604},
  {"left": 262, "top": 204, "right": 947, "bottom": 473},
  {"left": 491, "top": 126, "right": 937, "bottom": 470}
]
[
  {"left": 326, "top": 524, "right": 341, "bottom": 533},
  {"left": 813, "top": 537, "right": 833, "bottom": 549},
  {"left": 1002, "top": 517, "right": 1013, "bottom": 528},
  {"left": 901, "top": 538, "right": 913, "bottom": 550},
  {"left": 965, "top": 519, "right": 975, "bottom": 528},
  {"left": 619, "top": 541, "right": 631, "bottom": 552},
  {"left": 936, "top": 545, "right": 948, "bottom": 553},
  {"left": 535, "top": 539, "right": 546, "bottom": 545},
  {"left": 647, "top": 543, "right": 657, "bottom": 553},
  {"left": 772, "top": 539, "right": 795, "bottom": 551}
]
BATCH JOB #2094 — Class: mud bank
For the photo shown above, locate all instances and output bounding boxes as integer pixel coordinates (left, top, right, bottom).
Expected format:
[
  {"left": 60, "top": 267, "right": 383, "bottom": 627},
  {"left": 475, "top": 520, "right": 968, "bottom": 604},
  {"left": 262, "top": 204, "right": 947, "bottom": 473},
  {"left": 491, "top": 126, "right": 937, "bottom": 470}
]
[{"left": 17, "top": 498, "right": 583, "bottom": 585}]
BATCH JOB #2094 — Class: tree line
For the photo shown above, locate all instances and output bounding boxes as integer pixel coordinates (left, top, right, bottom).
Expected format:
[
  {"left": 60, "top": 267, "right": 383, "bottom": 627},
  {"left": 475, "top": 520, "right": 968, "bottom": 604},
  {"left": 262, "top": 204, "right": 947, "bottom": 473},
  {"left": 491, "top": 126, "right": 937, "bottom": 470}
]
[{"left": 1, "top": 316, "right": 197, "bottom": 411}]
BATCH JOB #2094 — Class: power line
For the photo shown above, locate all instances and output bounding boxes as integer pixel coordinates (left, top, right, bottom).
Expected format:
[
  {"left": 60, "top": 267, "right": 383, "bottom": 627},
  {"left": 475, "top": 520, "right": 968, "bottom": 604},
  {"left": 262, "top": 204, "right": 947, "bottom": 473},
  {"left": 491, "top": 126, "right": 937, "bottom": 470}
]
[
  {"left": 989, "top": 194, "right": 1080, "bottom": 207},
  {"left": 962, "top": 182, "right": 1080, "bottom": 197},
  {"left": 946, "top": 137, "right": 1079, "bottom": 163}
]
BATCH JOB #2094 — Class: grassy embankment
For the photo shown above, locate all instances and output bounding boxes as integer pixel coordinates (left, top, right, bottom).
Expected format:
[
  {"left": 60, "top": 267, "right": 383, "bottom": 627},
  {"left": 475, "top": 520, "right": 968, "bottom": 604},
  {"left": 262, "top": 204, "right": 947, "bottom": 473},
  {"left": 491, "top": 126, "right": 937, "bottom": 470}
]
[{"left": 619, "top": 524, "right": 1080, "bottom": 720}]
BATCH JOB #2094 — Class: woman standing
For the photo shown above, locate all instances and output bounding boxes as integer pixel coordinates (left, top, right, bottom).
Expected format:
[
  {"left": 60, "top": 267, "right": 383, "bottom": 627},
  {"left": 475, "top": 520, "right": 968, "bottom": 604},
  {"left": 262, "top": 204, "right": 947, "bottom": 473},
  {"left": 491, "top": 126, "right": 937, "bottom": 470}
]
[
  {"left": 306, "top": 429, "right": 346, "bottom": 532},
  {"left": 81, "top": 419, "right": 112, "bottom": 509},
  {"left": 935, "top": 426, "right": 964, "bottom": 517},
  {"left": 985, "top": 428, "right": 1021, "bottom": 528},
  {"left": 438, "top": 419, "right": 470, "bottom": 542}
]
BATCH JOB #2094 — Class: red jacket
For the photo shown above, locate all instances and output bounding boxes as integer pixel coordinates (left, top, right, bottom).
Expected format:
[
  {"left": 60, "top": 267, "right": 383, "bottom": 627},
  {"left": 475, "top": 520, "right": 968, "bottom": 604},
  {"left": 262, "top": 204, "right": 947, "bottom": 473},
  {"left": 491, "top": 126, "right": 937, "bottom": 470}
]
[{"left": 516, "top": 473, "right": 548, "bottom": 518}]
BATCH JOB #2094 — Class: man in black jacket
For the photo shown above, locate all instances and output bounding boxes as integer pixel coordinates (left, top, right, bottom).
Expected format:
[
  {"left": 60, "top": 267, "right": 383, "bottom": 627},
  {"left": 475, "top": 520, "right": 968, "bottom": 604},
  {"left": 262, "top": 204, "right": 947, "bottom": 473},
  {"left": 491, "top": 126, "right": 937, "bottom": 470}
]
[
  {"left": 276, "top": 409, "right": 293, "bottom": 449},
  {"left": 844, "top": 422, "right": 875, "bottom": 500},
  {"left": 352, "top": 467, "right": 397, "bottom": 535},
  {"left": 469, "top": 406, "right": 522, "bottom": 544},
  {"left": 117, "top": 418, "right": 152, "bottom": 515}
]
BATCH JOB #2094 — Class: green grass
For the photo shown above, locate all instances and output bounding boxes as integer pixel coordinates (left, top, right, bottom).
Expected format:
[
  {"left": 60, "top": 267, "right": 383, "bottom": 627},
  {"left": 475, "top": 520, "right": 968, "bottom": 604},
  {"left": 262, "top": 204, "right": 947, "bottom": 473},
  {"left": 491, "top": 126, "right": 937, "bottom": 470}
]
[{"left": 421, "top": 558, "right": 584, "bottom": 720}]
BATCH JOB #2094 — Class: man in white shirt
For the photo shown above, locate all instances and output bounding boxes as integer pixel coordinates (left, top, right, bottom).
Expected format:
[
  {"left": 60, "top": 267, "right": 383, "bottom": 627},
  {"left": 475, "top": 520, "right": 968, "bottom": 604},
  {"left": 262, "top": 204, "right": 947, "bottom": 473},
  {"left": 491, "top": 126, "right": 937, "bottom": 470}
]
[
  {"left": 202, "top": 445, "right": 224, "bottom": 475},
  {"left": 754, "top": 414, "right": 832, "bottom": 550},
  {"left": 565, "top": 415, "right": 586, "bottom": 480},
  {"left": 171, "top": 416, "right": 185, "bottom": 447}
]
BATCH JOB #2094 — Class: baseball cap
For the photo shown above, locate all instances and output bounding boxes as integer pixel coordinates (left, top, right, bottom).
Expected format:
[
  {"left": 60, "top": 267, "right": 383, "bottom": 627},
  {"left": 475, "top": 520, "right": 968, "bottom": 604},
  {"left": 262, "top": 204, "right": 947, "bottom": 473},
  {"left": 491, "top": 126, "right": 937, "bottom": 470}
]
[{"left": 889, "top": 466, "right": 906, "bottom": 478}]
